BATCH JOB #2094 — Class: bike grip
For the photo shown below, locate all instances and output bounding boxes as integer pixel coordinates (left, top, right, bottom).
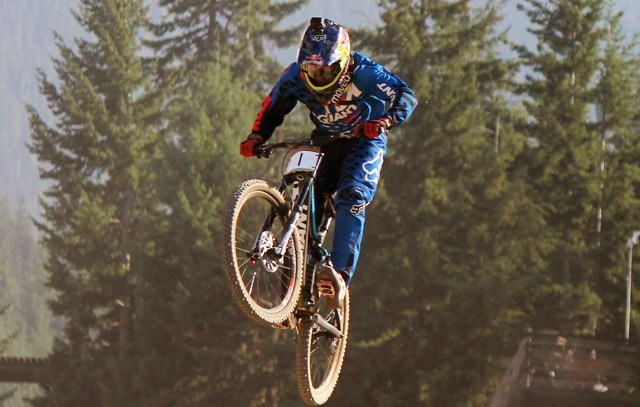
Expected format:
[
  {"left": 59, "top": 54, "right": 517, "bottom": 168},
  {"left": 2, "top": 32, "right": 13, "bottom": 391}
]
[
  {"left": 240, "top": 136, "right": 264, "bottom": 157},
  {"left": 254, "top": 145, "right": 272, "bottom": 159}
]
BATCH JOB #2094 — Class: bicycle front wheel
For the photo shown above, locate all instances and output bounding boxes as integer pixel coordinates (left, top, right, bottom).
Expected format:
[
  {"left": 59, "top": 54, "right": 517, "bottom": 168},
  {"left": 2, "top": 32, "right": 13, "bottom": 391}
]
[
  {"left": 296, "top": 289, "right": 350, "bottom": 406},
  {"left": 223, "top": 179, "right": 303, "bottom": 326}
]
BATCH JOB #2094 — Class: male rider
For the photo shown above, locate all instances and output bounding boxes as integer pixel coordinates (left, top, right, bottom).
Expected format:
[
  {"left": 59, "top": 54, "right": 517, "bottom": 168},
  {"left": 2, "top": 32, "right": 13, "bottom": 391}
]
[{"left": 240, "top": 17, "right": 417, "bottom": 308}]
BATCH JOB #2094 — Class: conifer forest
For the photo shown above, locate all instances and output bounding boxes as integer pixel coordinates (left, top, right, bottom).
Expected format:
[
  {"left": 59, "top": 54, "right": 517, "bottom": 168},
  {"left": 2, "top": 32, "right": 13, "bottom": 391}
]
[{"left": 2, "top": 0, "right": 640, "bottom": 405}]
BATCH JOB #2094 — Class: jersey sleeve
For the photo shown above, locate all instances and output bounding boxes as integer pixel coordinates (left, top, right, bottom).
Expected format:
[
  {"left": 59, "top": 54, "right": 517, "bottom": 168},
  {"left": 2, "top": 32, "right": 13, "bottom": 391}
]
[
  {"left": 251, "top": 64, "right": 299, "bottom": 140},
  {"left": 360, "top": 58, "right": 418, "bottom": 128}
]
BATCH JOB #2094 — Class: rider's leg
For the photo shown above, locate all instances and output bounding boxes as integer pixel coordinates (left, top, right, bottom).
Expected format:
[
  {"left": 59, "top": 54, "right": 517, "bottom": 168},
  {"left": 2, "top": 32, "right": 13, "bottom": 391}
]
[
  {"left": 331, "top": 134, "right": 387, "bottom": 285},
  {"left": 313, "top": 143, "right": 343, "bottom": 228}
]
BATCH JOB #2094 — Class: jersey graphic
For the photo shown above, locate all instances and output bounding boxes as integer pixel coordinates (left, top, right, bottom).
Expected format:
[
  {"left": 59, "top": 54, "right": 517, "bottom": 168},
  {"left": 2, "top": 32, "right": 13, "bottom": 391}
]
[
  {"left": 377, "top": 83, "right": 396, "bottom": 100},
  {"left": 316, "top": 82, "right": 362, "bottom": 124}
]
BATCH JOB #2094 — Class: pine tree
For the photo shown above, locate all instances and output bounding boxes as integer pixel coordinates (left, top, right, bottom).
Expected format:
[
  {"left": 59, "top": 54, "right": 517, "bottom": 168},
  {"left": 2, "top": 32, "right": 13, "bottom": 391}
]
[
  {"left": 141, "top": 45, "right": 319, "bottom": 406},
  {"left": 7, "top": 203, "right": 52, "bottom": 356},
  {"left": 26, "top": 0, "right": 312, "bottom": 403},
  {"left": 0, "top": 198, "right": 49, "bottom": 406},
  {"left": 133, "top": 1, "right": 309, "bottom": 400},
  {"left": 127, "top": 58, "right": 297, "bottom": 405},
  {"left": 148, "top": 0, "right": 309, "bottom": 88},
  {"left": 514, "top": 0, "right": 615, "bottom": 334},
  {"left": 28, "top": 0, "right": 161, "bottom": 404},
  {"left": 344, "top": 1, "right": 550, "bottom": 405},
  {"left": 590, "top": 5, "right": 640, "bottom": 337}
]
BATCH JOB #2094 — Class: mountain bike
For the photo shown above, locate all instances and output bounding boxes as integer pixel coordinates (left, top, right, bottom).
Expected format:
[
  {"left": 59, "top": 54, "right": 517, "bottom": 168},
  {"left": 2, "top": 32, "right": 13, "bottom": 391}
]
[{"left": 223, "top": 135, "right": 351, "bottom": 406}]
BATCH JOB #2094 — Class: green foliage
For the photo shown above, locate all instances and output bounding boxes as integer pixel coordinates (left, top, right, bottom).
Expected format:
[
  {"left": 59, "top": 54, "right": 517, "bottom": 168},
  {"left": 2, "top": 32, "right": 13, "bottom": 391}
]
[
  {"left": 0, "top": 198, "right": 51, "bottom": 405},
  {"left": 514, "top": 0, "right": 640, "bottom": 337},
  {"left": 590, "top": 5, "right": 640, "bottom": 336},
  {"left": 0, "top": 0, "right": 83, "bottom": 215},
  {"left": 22, "top": 0, "right": 640, "bottom": 405},
  {"left": 129, "top": 59, "right": 286, "bottom": 405},
  {"left": 28, "top": 0, "right": 308, "bottom": 404},
  {"left": 350, "top": 0, "right": 552, "bottom": 405},
  {"left": 148, "top": 0, "right": 309, "bottom": 88},
  {"left": 28, "top": 0, "right": 162, "bottom": 404}
]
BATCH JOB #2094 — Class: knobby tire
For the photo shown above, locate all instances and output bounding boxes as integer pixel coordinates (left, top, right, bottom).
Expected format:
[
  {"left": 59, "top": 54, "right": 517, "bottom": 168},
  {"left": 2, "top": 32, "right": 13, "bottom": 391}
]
[
  {"left": 296, "top": 290, "right": 350, "bottom": 406},
  {"left": 223, "top": 179, "right": 303, "bottom": 326}
]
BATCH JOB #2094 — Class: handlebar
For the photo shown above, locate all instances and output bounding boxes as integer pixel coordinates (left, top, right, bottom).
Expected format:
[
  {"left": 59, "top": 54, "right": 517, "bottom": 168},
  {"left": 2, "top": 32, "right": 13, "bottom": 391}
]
[{"left": 254, "top": 133, "right": 359, "bottom": 158}]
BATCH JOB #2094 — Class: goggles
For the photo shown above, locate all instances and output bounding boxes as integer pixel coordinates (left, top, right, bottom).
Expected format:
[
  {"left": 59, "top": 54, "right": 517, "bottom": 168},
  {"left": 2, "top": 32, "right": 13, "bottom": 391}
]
[
  {"left": 302, "top": 61, "right": 343, "bottom": 89},
  {"left": 305, "top": 64, "right": 340, "bottom": 85}
]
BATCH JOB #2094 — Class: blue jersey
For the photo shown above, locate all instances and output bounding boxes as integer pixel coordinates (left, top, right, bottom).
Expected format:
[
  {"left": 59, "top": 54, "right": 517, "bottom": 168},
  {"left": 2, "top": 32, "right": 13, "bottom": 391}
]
[{"left": 252, "top": 52, "right": 418, "bottom": 138}]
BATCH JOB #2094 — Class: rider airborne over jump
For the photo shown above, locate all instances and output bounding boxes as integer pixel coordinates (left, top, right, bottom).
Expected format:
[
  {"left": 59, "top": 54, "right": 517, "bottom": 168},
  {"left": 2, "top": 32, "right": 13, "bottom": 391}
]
[{"left": 240, "top": 17, "right": 418, "bottom": 308}]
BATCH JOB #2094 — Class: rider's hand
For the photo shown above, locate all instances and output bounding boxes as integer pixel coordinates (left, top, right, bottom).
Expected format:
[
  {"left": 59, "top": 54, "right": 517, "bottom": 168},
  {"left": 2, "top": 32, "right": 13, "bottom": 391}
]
[
  {"left": 358, "top": 118, "right": 392, "bottom": 139},
  {"left": 240, "top": 134, "right": 264, "bottom": 157}
]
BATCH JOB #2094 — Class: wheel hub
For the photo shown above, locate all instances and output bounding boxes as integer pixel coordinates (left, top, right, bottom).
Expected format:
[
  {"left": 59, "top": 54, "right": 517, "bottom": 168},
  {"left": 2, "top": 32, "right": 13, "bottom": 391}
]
[{"left": 256, "top": 231, "right": 279, "bottom": 273}]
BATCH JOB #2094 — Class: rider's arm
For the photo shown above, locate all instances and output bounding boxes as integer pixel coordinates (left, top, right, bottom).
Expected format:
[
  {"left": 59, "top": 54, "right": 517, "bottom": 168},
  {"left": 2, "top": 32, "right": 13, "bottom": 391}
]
[
  {"left": 251, "top": 63, "right": 300, "bottom": 141},
  {"left": 382, "top": 80, "right": 418, "bottom": 129},
  {"left": 356, "top": 54, "right": 418, "bottom": 130}
]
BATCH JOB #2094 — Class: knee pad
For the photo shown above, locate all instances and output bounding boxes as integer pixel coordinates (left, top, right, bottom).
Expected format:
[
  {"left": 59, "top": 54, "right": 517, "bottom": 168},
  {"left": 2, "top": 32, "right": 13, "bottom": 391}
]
[{"left": 336, "top": 184, "right": 370, "bottom": 216}]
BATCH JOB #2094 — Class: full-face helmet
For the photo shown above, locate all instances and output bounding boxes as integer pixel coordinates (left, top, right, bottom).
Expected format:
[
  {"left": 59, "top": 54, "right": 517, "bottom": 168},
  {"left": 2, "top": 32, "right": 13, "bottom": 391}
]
[{"left": 297, "top": 17, "right": 351, "bottom": 96}]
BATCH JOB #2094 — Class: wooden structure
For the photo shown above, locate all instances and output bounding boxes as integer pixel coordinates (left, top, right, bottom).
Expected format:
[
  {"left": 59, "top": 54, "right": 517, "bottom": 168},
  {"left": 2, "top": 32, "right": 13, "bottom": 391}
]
[
  {"left": 0, "top": 357, "right": 48, "bottom": 383},
  {"left": 490, "top": 330, "right": 640, "bottom": 407}
]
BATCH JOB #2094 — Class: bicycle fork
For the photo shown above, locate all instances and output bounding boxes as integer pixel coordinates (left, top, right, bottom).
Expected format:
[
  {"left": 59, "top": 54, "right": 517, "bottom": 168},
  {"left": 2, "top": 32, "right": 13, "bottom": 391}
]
[
  {"left": 266, "top": 148, "right": 324, "bottom": 262},
  {"left": 249, "top": 170, "right": 316, "bottom": 265}
]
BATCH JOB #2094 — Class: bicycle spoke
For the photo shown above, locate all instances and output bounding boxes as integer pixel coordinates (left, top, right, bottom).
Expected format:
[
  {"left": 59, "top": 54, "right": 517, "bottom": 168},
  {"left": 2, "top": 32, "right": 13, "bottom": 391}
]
[
  {"left": 238, "top": 257, "right": 253, "bottom": 270},
  {"left": 247, "top": 269, "right": 259, "bottom": 293}
]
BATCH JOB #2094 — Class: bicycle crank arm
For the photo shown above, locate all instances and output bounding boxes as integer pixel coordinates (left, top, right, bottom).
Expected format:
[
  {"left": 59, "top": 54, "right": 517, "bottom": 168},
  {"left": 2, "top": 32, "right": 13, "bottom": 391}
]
[{"left": 312, "top": 314, "right": 343, "bottom": 338}]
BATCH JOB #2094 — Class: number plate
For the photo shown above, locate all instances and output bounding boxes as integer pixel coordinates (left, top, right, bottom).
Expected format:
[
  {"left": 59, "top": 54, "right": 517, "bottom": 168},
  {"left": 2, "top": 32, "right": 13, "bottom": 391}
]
[{"left": 284, "top": 148, "right": 322, "bottom": 175}]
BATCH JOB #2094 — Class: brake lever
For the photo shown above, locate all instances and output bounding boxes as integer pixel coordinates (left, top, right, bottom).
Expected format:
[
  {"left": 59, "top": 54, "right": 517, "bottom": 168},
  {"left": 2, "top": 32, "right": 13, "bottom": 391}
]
[{"left": 254, "top": 145, "right": 273, "bottom": 159}]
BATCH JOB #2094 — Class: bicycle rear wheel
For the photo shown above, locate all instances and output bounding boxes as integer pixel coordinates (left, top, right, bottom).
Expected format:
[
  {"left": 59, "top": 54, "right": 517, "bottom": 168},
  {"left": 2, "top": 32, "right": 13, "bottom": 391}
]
[
  {"left": 223, "top": 179, "right": 303, "bottom": 326},
  {"left": 295, "top": 289, "right": 350, "bottom": 406}
]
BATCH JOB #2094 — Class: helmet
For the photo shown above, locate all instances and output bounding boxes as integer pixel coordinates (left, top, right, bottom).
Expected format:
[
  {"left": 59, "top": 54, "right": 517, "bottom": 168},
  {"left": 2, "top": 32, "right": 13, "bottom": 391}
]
[{"left": 297, "top": 17, "right": 351, "bottom": 95}]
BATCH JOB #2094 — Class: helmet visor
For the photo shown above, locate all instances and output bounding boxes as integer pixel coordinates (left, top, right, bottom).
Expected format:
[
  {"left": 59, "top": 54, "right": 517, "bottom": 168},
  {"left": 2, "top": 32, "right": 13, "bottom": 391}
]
[
  {"left": 302, "top": 60, "right": 345, "bottom": 92},
  {"left": 306, "top": 64, "right": 340, "bottom": 86}
]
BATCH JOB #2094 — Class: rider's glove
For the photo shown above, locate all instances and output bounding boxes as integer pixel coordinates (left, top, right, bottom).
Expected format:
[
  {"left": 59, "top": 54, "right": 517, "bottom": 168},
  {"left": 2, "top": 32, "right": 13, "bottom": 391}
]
[
  {"left": 240, "top": 134, "right": 264, "bottom": 157},
  {"left": 358, "top": 118, "right": 392, "bottom": 139}
]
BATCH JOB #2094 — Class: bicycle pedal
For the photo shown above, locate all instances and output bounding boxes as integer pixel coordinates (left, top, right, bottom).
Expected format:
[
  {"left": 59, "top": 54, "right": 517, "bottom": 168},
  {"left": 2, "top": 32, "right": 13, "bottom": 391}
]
[{"left": 317, "top": 279, "right": 336, "bottom": 298}]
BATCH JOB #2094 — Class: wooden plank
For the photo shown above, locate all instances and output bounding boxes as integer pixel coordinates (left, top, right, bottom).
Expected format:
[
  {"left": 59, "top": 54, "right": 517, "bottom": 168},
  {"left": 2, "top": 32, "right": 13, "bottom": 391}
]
[{"left": 0, "top": 357, "right": 49, "bottom": 383}]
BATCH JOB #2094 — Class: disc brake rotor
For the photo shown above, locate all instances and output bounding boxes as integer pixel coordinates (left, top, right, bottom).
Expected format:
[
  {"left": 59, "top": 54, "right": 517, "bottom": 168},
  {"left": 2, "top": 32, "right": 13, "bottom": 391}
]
[{"left": 256, "top": 231, "right": 279, "bottom": 273}]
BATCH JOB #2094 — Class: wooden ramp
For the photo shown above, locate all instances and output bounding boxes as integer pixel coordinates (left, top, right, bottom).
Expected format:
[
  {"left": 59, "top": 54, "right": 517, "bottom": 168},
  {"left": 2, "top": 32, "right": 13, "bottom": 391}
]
[
  {"left": 0, "top": 357, "right": 48, "bottom": 383},
  {"left": 490, "top": 330, "right": 640, "bottom": 407}
]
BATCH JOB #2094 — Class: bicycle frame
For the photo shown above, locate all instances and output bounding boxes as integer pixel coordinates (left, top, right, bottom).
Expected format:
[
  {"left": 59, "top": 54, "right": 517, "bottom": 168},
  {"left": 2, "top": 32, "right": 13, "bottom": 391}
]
[
  {"left": 226, "top": 137, "right": 351, "bottom": 405},
  {"left": 276, "top": 148, "right": 336, "bottom": 309},
  {"left": 246, "top": 137, "right": 351, "bottom": 336},
  {"left": 254, "top": 145, "right": 335, "bottom": 310}
]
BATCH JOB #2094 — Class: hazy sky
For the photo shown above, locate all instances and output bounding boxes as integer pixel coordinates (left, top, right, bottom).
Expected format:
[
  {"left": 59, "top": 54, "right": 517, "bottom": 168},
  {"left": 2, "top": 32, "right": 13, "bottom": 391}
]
[
  {"left": 273, "top": 0, "right": 640, "bottom": 63},
  {"left": 2, "top": 0, "right": 639, "bottom": 214}
]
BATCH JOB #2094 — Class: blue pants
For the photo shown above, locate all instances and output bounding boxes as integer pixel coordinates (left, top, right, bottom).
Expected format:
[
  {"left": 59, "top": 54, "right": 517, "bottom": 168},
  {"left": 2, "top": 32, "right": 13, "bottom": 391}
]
[{"left": 314, "top": 134, "right": 387, "bottom": 285}]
